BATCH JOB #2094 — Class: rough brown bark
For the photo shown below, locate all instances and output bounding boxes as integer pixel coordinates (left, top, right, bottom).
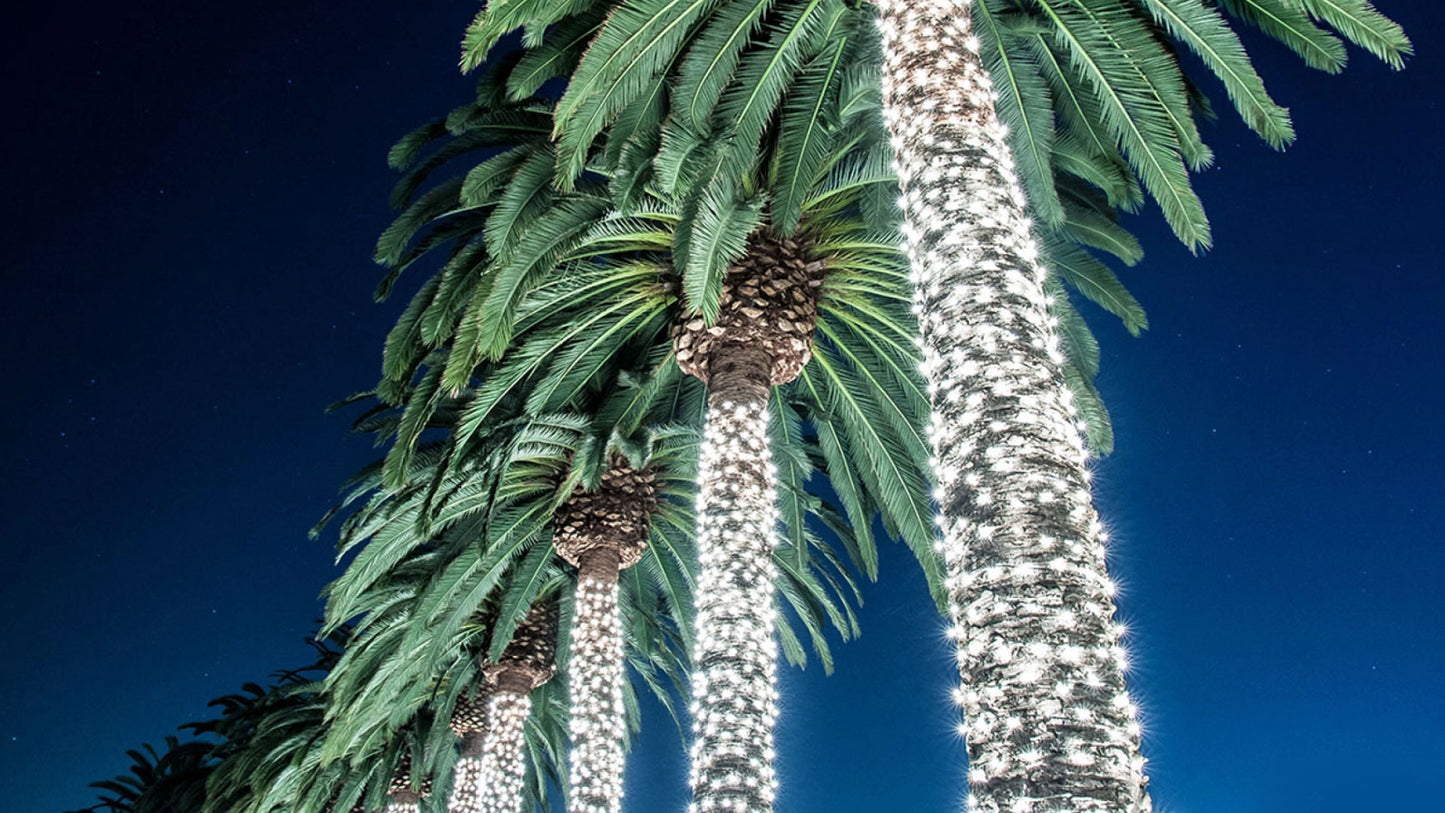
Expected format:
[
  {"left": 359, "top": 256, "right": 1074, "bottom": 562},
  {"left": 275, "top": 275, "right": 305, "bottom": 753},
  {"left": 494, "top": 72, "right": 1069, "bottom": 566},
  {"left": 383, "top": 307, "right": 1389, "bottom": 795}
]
[
  {"left": 490, "top": 667, "right": 537, "bottom": 697},
  {"left": 705, "top": 342, "right": 773, "bottom": 407},
  {"left": 577, "top": 546, "right": 621, "bottom": 585},
  {"left": 462, "top": 730, "right": 487, "bottom": 759}
]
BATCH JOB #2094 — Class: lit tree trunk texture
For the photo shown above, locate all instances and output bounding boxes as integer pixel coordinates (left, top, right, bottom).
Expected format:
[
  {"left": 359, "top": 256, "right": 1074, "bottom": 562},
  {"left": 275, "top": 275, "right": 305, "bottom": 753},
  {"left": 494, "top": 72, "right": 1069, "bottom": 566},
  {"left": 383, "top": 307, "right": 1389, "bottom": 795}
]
[
  {"left": 675, "top": 233, "right": 823, "bottom": 813},
  {"left": 447, "top": 692, "right": 491, "bottom": 813},
  {"left": 474, "top": 687, "right": 532, "bottom": 813},
  {"left": 688, "top": 345, "right": 780, "bottom": 813},
  {"left": 569, "top": 553, "right": 626, "bottom": 813},
  {"left": 554, "top": 462, "right": 657, "bottom": 813},
  {"left": 874, "top": 2, "right": 1150, "bottom": 812},
  {"left": 477, "top": 604, "right": 558, "bottom": 813}
]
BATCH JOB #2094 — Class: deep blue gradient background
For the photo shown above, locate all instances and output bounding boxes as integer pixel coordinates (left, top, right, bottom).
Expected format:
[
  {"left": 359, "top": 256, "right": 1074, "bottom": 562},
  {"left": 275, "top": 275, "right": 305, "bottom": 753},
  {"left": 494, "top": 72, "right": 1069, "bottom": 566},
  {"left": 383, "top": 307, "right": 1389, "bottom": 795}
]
[{"left": 2, "top": 3, "right": 1439, "bottom": 812}]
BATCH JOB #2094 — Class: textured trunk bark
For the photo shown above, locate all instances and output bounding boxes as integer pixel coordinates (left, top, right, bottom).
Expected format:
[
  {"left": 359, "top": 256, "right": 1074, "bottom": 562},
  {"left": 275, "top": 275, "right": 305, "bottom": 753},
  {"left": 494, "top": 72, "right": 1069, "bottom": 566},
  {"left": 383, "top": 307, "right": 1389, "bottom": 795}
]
[
  {"left": 875, "top": 2, "right": 1152, "bottom": 813},
  {"left": 568, "top": 548, "right": 627, "bottom": 813},
  {"left": 384, "top": 791, "right": 420, "bottom": 813},
  {"left": 474, "top": 687, "right": 533, "bottom": 813},
  {"left": 688, "top": 341, "right": 780, "bottom": 813}
]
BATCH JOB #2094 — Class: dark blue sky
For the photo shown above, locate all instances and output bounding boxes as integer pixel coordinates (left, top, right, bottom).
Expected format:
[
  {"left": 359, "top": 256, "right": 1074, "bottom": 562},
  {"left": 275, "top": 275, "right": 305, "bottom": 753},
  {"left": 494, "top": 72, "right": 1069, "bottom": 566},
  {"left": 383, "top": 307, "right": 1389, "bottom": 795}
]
[{"left": 3, "top": 3, "right": 1440, "bottom": 813}]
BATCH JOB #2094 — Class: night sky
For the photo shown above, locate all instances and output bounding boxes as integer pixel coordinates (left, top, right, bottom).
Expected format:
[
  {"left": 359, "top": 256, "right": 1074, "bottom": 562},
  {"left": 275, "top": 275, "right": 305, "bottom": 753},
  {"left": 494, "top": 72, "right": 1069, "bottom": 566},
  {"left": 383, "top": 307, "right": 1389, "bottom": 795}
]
[{"left": 2, "top": 3, "right": 1440, "bottom": 813}]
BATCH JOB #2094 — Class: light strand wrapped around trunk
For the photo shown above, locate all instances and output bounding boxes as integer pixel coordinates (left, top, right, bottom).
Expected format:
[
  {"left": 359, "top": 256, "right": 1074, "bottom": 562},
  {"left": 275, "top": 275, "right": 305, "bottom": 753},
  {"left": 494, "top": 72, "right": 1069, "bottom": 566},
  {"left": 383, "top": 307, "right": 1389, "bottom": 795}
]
[
  {"left": 447, "top": 733, "right": 486, "bottom": 813},
  {"left": 687, "top": 355, "right": 780, "bottom": 813},
  {"left": 568, "top": 552, "right": 627, "bottom": 813},
  {"left": 875, "top": 1, "right": 1152, "bottom": 811},
  {"left": 474, "top": 691, "right": 532, "bottom": 813}
]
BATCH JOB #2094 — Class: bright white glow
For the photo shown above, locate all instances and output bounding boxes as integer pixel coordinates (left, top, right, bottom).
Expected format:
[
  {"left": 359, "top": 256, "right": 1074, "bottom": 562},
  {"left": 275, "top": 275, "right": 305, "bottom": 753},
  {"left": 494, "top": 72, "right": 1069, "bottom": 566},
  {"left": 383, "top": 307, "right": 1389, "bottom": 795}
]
[
  {"left": 475, "top": 691, "right": 531, "bottom": 813},
  {"left": 687, "top": 399, "right": 780, "bottom": 813},
  {"left": 448, "top": 754, "right": 484, "bottom": 813},
  {"left": 568, "top": 570, "right": 627, "bottom": 813},
  {"left": 875, "top": 0, "right": 1152, "bottom": 811}
]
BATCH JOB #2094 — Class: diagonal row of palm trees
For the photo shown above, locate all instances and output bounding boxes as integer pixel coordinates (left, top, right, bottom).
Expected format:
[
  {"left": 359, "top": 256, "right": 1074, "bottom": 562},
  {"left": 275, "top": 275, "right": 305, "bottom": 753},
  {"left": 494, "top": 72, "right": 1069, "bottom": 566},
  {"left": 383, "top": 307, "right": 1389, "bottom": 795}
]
[{"left": 73, "top": 2, "right": 1408, "bottom": 813}]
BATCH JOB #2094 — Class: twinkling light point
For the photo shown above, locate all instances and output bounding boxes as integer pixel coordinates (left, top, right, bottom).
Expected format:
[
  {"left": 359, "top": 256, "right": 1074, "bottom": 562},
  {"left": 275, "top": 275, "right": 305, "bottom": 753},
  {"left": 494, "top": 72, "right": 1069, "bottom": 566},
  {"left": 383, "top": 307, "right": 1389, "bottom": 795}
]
[
  {"left": 874, "top": 0, "right": 1152, "bottom": 810},
  {"left": 687, "top": 398, "right": 781, "bottom": 813}
]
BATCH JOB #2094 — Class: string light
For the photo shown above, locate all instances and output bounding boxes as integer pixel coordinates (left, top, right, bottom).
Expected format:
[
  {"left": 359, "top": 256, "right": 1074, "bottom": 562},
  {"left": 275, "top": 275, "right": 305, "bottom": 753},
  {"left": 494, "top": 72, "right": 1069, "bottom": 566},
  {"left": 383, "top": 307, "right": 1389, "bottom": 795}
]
[
  {"left": 448, "top": 748, "right": 485, "bottom": 813},
  {"left": 568, "top": 565, "right": 627, "bottom": 813},
  {"left": 474, "top": 691, "right": 532, "bottom": 813},
  {"left": 688, "top": 398, "right": 780, "bottom": 813},
  {"left": 554, "top": 462, "right": 652, "bottom": 813},
  {"left": 874, "top": 0, "right": 1151, "bottom": 811}
]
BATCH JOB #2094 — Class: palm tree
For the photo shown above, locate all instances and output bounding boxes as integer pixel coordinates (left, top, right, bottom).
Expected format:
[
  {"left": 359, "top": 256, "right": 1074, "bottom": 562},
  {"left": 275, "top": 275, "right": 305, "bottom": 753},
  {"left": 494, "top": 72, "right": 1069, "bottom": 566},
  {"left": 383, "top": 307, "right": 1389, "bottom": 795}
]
[
  {"left": 483, "top": 1, "right": 1416, "bottom": 810},
  {"left": 552, "top": 456, "right": 657, "bottom": 813},
  {"left": 359, "top": 55, "right": 952, "bottom": 813},
  {"left": 450, "top": 8, "right": 1148, "bottom": 812},
  {"left": 451, "top": 0, "right": 1412, "bottom": 809},
  {"left": 313, "top": 405, "right": 702, "bottom": 812},
  {"left": 445, "top": 686, "right": 492, "bottom": 813},
  {"left": 316, "top": 375, "right": 865, "bottom": 813},
  {"left": 471, "top": 600, "right": 559, "bottom": 813},
  {"left": 67, "top": 632, "right": 440, "bottom": 813},
  {"left": 870, "top": 3, "right": 1409, "bottom": 811}
]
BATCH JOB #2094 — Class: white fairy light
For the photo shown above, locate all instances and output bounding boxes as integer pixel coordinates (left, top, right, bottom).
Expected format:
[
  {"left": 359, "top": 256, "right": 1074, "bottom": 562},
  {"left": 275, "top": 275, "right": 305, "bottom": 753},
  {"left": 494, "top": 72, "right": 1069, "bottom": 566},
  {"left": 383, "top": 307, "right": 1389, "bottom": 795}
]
[
  {"left": 874, "top": 0, "right": 1152, "bottom": 811},
  {"left": 475, "top": 691, "right": 532, "bottom": 813},
  {"left": 687, "top": 398, "right": 781, "bottom": 813},
  {"left": 448, "top": 750, "right": 485, "bottom": 813},
  {"left": 384, "top": 802, "right": 419, "bottom": 813},
  {"left": 568, "top": 569, "right": 627, "bottom": 813}
]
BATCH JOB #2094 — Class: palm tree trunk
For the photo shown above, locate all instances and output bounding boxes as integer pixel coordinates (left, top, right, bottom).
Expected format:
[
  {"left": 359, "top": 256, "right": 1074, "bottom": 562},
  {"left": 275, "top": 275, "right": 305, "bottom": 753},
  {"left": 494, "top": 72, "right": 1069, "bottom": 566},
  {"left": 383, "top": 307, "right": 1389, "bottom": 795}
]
[
  {"left": 874, "top": 2, "right": 1151, "bottom": 812},
  {"left": 474, "top": 676, "right": 534, "bottom": 813},
  {"left": 554, "top": 459, "right": 654, "bottom": 813},
  {"left": 688, "top": 342, "right": 780, "bottom": 813},
  {"left": 447, "top": 732, "right": 487, "bottom": 813},
  {"left": 474, "top": 604, "right": 556, "bottom": 813},
  {"left": 384, "top": 754, "right": 427, "bottom": 813},
  {"left": 568, "top": 549, "right": 627, "bottom": 813}
]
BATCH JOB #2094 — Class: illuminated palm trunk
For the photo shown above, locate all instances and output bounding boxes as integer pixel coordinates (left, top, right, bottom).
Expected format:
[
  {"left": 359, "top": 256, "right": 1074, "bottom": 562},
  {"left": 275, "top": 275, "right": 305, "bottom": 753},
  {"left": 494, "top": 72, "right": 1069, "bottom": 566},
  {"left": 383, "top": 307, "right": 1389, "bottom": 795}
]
[
  {"left": 675, "top": 233, "right": 822, "bottom": 813},
  {"left": 568, "top": 553, "right": 627, "bottom": 813},
  {"left": 476, "top": 603, "right": 558, "bottom": 813},
  {"left": 554, "top": 461, "right": 656, "bottom": 813},
  {"left": 875, "top": 2, "right": 1151, "bottom": 812},
  {"left": 447, "top": 694, "right": 490, "bottom": 813},
  {"left": 447, "top": 738, "right": 486, "bottom": 813},
  {"left": 474, "top": 687, "right": 533, "bottom": 813},
  {"left": 688, "top": 346, "right": 780, "bottom": 813}
]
